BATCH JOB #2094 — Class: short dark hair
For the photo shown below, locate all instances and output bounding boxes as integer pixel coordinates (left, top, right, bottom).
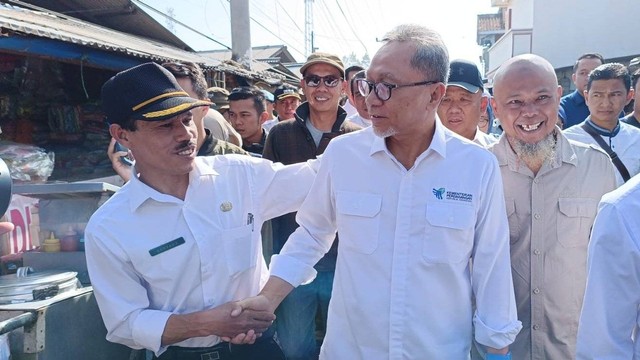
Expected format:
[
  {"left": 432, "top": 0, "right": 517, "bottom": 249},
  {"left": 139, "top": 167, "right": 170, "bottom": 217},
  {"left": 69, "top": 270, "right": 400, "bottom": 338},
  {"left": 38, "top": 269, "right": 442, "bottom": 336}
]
[
  {"left": 227, "top": 86, "right": 266, "bottom": 114},
  {"left": 350, "top": 70, "right": 365, "bottom": 97},
  {"left": 587, "top": 63, "right": 631, "bottom": 92},
  {"left": 573, "top": 53, "right": 604, "bottom": 73},
  {"left": 345, "top": 65, "right": 365, "bottom": 80},
  {"left": 632, "top": 69, "right": 640, "bottom": 89},
  {"left": 162, "top": 62, "right": 208, "bottom": 100}
]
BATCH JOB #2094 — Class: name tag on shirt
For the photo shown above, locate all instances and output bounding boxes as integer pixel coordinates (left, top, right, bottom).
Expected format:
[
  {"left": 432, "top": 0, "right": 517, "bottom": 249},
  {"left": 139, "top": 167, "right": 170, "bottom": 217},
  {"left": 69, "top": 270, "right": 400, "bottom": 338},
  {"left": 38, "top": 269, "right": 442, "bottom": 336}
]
[{"left": 149, "top": 237, "right": 185, "bottom": 257}]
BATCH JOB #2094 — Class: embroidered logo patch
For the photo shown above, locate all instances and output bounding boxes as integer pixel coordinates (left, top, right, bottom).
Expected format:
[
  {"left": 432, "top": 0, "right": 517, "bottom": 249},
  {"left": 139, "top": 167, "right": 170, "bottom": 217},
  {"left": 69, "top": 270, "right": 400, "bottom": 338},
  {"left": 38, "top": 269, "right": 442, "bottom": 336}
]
[
  {"left": 433, "top": 188, "right": 473, "bottom": 202},
  {"left": 432, "top": 188, "right": 445, "bottom": 200},
  {"left": 446, "top": 191, "right": 473, "bottom": 202}
]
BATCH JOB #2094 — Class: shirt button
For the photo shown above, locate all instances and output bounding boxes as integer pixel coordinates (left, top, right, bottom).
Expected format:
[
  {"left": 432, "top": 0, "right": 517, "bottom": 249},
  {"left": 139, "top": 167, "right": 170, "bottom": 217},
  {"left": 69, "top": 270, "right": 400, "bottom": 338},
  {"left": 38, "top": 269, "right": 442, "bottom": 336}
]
[
  {"left": 533, "top": 325, "right": 540, "bottom": 330},
  {"left": 534, "top": 213, "right": 541, "bottom": 220},
  {"left": 534, "top": 249, "right": 541, "bottom": 255},
  {"left": 533, "top": 178, "right": 539, "bottom": 184},
  {"left": 533, "top": 288, "right": 540, "bottom": 294}
]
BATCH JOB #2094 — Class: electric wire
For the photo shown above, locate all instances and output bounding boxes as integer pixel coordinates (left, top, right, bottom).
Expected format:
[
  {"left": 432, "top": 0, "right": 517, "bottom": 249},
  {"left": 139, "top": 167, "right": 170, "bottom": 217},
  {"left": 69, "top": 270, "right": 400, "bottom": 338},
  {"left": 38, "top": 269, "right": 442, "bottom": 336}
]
[
  {"left": 222, "top": 0, "right": 307, "bottom": 58},
  {"left": 315, "top": 0, "right": 351, "bottom": 55},
  {"left": 135, "top": 0, "right": 231, "bottom": 49},
  {"left": 275, "top": 0, "right": 304, "bottom": 33},
  {"left": 334, "top": 0, "right": 368, "bottom": 54}
]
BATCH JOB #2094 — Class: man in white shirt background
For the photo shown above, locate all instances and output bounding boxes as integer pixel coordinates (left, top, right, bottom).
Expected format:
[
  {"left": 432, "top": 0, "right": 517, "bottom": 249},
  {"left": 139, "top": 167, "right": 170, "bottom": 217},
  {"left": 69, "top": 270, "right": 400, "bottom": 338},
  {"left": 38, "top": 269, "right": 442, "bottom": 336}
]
[
  {"left": 437, "top": 59, "right": 496, "bottom": 147},
  {"left": 576, "top": 174, "right": 640, "bottom": 359},
  {"left": 341, "top": 64, "right": 364, "bottom": 117},
  {"left": 563, "top": 63, "right": 640, "bottom": 186},
  {"left": 345, "top": 70, "right": 371, "bottom": 128},
  {"left": 234, "top": 24, "right": 521, "bottom": 360}
]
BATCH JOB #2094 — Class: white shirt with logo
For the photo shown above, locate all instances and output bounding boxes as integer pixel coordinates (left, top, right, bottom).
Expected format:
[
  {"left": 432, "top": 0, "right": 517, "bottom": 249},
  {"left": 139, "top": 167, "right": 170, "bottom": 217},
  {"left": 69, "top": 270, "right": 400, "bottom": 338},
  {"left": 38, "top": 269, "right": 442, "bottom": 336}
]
[
  {"left": 85, "top": 156, "right": 316, "bottom": 356},
  {"left": 270, "top": 123, "right": 521, "bottom": 359}
]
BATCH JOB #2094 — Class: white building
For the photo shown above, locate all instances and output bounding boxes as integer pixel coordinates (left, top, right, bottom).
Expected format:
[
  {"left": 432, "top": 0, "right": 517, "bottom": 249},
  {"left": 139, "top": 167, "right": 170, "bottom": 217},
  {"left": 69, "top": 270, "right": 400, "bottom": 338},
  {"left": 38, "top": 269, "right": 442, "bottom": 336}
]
[{"left": 481, "top": 0, "right": 640, "bottom": 93}]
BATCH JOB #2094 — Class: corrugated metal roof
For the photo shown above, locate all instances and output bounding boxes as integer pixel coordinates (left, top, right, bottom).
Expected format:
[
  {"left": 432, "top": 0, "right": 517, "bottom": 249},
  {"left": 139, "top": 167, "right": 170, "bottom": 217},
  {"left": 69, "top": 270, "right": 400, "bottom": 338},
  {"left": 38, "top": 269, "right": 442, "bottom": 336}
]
[
  {"left": 0, "top": 4, "right": 219, "bottom": 67},
  {"left": 15, "top": 0, "right": 192, "bottom": 50},
  {"left": 202, "top": 45, "right": 297, "bottom": 63}
]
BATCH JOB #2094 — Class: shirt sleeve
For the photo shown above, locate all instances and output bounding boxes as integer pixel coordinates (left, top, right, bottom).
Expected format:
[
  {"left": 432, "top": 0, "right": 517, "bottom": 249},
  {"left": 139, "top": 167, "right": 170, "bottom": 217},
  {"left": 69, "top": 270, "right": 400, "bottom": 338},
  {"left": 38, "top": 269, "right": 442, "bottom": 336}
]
[
  {"left": 269, "top": 149, "right": 337, "bottom": 287},
  {"left": 576, "top": 201, "right": 640, "bottom": 359},
  {"left": 85, "top": 225, "right": 171, "bottom": 355},
  {"left": 251, "top": 157, "right": 317, "bottom": 222},
  {"left": 471, "top": 156, "right": 523, "bottom": 349}
]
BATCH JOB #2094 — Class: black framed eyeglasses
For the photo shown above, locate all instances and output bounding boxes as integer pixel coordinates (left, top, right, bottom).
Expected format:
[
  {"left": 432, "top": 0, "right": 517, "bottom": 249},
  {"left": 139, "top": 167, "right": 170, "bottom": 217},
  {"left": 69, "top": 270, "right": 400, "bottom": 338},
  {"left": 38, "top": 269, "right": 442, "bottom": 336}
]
[
  {"left": 356, "top": 79, "right": 438, "bottom": 101},
  {"left": 304, "top": 75, "right": 342, "bottom": 88}
]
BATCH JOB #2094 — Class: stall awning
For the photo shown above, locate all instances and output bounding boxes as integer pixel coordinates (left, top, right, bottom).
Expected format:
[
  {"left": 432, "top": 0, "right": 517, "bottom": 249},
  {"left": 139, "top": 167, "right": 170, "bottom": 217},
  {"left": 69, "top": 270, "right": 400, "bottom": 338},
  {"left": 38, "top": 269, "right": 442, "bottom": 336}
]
[{"left": 0, "top": 4, "right": 220, "bottom": 70}]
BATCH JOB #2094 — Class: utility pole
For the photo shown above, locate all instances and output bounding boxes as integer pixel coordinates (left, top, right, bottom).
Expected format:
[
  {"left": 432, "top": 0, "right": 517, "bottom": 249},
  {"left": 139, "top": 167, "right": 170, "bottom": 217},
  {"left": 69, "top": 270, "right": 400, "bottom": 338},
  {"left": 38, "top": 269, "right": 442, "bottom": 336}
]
[
  {"left": 230, "top": 0, "right": 252, "bottom": 70},
  {"left": 304, "top": 0, "right": 314, "bottom": 57}
]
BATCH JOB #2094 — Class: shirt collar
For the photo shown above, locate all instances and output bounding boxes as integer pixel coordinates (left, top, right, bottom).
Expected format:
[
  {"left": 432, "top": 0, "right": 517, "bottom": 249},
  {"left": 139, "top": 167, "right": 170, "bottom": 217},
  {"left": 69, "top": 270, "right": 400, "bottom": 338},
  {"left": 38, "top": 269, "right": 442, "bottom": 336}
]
[
  {"left": 127, "top": 158, "right": 218, "bottom": 211},
  {"left": 571, "top": 90, "right": 586, "bottom": 105},
  {"left": 368, "top": 118, "right": 447, "bottom": 159},
  {"left": 585, "top": 116, "right": 621, "bottom": 137},
  {"left": 494, "top": 128, "right": 577, "bottom": 171}
]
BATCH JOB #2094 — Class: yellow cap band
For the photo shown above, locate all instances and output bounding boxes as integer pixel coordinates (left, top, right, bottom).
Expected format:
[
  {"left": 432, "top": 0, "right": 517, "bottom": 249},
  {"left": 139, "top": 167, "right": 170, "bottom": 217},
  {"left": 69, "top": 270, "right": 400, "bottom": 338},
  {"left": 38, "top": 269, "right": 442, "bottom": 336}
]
[
  {"left": 132, "top": 91, "right": 190, "bottom": 111},
  {"left": 142, "top": 102, "right": 202, "bottom": 119}
]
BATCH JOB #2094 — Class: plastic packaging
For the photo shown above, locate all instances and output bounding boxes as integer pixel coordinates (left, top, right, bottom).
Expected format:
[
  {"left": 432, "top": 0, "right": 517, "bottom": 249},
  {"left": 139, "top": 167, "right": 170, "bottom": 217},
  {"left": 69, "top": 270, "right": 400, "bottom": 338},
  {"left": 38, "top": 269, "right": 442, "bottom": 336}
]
[{"left": 0, "top": 142, "right": 54, "bottom": 182}]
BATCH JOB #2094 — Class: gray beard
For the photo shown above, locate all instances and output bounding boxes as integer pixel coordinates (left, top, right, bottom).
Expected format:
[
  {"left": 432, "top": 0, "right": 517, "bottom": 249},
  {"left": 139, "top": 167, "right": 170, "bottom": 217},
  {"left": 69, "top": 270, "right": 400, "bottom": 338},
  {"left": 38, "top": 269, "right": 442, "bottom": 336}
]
[
  {"left": 373, "top": 126, "right": 398, "bottom": 138},
  {"left": 508, "top": 130, "right": 557, "bottom": 166}
]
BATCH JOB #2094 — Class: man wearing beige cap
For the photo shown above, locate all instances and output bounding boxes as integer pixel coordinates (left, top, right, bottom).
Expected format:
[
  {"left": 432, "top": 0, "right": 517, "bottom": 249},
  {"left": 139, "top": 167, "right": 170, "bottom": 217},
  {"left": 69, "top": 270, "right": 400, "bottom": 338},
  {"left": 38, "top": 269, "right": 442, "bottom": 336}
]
[{"left": 262, "top": 52, "right": 360, "bottom": 359}]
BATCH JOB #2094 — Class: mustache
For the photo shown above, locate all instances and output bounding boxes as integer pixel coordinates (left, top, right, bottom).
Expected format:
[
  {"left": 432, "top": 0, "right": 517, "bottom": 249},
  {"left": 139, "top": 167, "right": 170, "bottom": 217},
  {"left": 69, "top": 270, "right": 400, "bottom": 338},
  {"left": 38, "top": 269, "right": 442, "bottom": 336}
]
[{"left": 174, "top": 140, "right": 196, "bottom": 152}]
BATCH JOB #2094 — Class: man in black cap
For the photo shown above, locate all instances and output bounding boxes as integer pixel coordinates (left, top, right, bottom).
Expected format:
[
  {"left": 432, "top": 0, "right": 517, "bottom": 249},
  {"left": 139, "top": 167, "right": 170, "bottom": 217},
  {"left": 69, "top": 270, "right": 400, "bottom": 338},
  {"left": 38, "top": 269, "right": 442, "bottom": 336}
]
[
  {"left": 437, "top": 59, "right": 496, "bottom": 147},
  {"left": 263, "top": 86, "right": 301, "bottom": 132},
  {"left": 86, "top": 62, "right": 316, "bottom": 360},
  {"left": 107, "top": 62, "right": 248, "bottom": 183}
]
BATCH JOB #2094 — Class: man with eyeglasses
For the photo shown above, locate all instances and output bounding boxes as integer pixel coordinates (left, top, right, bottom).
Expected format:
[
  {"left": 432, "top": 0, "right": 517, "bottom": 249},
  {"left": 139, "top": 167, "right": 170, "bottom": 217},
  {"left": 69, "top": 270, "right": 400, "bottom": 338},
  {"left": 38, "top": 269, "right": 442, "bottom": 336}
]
[
  {"left": 342, "top": 64, "right": 365, "bottom": 117},
  {"left": 345, "top": 70, "right": 371, "bottom": 128},
  {"left": 261, "top": 52, "right": 361, "bottom": 359},
  {"left": 235, "top": 25, "right": 521, "bottom": 359},
  {"left": 488, "top": 54, "right": 616, "bottom": 360}
]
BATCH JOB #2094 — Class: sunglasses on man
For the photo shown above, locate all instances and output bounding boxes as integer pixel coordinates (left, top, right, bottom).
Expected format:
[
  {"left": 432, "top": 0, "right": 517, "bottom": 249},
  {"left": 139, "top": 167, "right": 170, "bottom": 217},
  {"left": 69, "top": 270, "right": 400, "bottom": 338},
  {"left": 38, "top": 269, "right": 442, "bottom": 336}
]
[{"left": 303, "top": 75, "right": 342, "bottom": 88}]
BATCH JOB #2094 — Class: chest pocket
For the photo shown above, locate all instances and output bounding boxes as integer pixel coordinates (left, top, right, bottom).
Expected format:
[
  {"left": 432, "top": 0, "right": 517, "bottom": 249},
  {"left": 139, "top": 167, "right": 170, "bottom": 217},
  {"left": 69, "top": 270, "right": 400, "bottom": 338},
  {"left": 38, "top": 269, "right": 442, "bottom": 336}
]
[
  {"left": 423, "top": 202, "right": 475, "bottom": 264},
  {"left": 222, "top": 224, "right": 255, "bottom": 277},
  {"left": 336, "top": 191, "right": 382, "bottom": 254},
  {"left": 557, "top": 198, "right": 598, "bottom": 248}
]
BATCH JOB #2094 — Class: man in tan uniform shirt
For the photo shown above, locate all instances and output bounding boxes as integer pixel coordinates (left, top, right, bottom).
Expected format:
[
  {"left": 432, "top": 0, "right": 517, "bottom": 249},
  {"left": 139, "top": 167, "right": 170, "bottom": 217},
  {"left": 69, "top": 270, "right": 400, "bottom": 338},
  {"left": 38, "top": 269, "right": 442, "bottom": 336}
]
[{"left": 488, "top": 54, "right": 617, "bottom": 359}]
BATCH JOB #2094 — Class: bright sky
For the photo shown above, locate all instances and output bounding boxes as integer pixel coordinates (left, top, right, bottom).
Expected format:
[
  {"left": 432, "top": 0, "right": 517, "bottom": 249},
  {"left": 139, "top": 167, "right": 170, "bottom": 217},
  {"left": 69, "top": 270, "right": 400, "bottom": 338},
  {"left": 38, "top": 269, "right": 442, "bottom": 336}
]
[{"left": 136, "top": 0, "right": 498, "bottom": 68}]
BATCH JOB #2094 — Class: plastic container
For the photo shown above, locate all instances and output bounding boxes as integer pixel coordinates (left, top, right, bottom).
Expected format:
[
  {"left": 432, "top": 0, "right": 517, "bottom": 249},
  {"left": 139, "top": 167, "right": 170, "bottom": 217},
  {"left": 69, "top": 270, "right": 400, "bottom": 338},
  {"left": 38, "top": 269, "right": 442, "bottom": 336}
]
[
  {"left": 60, "top": 227, "right": 79, "bottom": 252},
  {"left": 42, "top": 232, "right": 60, "bottom": 252}
]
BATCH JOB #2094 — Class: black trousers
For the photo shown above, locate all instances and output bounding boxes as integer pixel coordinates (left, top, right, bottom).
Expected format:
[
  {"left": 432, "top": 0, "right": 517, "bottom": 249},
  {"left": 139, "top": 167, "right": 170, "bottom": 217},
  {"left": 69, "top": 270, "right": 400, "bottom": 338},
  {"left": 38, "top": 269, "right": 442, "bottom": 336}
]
[{"left": 153, "top": 327, "right": 285, "bottom": 360}]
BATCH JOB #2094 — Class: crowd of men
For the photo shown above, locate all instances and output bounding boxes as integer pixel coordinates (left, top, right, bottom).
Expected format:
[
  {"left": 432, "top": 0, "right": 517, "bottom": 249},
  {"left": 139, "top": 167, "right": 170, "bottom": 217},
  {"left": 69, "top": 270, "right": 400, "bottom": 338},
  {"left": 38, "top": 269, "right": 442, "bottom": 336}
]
[{"left": 89, "top": 22, "right": 640, "bottom": 360}]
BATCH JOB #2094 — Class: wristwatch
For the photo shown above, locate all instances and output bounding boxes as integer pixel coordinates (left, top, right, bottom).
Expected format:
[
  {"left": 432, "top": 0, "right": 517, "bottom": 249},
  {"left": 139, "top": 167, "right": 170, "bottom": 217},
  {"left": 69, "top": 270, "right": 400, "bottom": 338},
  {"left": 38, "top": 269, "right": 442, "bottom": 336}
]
[{"left": 486, "top": 352, "right": 512, "bottom": 360}]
